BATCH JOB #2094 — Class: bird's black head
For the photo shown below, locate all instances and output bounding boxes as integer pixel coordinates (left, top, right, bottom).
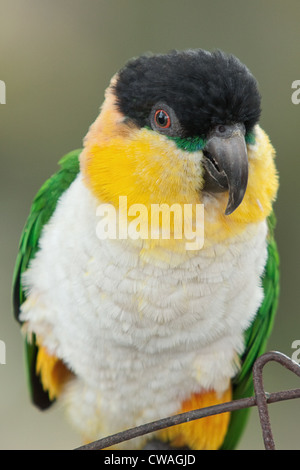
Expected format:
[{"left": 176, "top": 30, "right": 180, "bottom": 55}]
[
  {"left": 114, "top": 49, "right": 262, "bottom": 215},
  {"left": 113, "top": 49, "right": 261, "bottom": 140}
]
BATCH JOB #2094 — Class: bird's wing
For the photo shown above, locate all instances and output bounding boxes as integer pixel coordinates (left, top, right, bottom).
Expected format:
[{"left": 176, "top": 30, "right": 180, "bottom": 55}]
[
  {"left": 12, "top": 149, "right": 81, "bottom": 409},
  {"left": 221, "top": 211, "right": 280, "bottom": 449}
]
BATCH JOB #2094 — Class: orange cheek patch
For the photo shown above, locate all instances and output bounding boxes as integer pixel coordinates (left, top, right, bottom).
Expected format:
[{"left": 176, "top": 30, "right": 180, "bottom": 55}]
[{"left": 158, "top": 387, "right": 232, "bottom": 450}]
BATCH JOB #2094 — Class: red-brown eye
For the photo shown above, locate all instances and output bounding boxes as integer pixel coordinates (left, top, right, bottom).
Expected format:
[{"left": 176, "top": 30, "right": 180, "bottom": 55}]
[{"left": 154, "top": 109, "right": 171, "bottom": 128}]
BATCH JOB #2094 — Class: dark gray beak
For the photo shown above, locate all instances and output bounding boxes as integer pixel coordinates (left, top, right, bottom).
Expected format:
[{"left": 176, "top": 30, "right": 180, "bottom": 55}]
[{"left": 203, "top": 123, "right": 248, "bottom": 215}]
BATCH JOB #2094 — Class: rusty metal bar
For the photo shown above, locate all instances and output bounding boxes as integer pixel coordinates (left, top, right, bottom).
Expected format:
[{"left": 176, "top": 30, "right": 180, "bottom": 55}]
[{"left": 253, "top": 351, "right": 300, "bottom": 450}]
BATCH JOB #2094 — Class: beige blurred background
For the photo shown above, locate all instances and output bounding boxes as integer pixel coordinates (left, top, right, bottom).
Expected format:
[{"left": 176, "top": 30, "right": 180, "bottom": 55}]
[{"left": 1, "top": 0, "right": 300, "bottom": 450}]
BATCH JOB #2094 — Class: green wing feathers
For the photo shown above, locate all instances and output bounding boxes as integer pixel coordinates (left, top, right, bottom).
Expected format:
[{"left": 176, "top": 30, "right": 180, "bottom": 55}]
[
  {"left": 222, "top": 211, "right": 280, "bottom": 449},
  {"left": 12, "top": 149, "right": 81, "bottom": 409}
]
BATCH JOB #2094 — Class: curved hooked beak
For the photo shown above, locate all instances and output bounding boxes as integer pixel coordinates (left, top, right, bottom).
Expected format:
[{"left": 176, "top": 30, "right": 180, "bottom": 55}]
[{"left": 202, "top": 123, "right": 248, "bottom": 215}]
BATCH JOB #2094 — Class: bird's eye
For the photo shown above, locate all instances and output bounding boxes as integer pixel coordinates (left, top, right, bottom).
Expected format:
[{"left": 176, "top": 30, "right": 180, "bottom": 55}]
[
  {"left": 150, "top": 102, "right": 182, "bottom": 137},
  {"left": 154, "top": 109, "right": 171, "bottom": 129}
]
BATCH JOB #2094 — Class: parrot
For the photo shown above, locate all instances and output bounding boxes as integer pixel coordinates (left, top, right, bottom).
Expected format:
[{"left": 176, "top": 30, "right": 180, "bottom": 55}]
[{"left": 13, "top": 49, "right": 279, "bottom": 450}]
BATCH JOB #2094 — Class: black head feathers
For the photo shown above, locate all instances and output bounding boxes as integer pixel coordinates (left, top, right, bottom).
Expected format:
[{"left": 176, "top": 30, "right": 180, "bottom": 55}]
[{"left": 114, "top": 49, "right": 261, "bottom": 138}]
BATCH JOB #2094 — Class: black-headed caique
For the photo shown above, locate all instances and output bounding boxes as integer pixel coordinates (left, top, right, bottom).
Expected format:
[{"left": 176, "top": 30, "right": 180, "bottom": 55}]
[{"left": 13, "top": 49, "right": 279, "bottom": 450}]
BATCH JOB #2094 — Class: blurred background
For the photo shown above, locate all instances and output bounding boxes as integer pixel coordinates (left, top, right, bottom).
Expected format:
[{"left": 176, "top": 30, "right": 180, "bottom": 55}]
[{"left": 1, "top": 0, "right": 300, "bottom": 450}]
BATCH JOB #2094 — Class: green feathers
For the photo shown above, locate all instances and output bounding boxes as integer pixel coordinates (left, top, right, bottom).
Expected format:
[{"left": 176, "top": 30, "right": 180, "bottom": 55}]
[
  {"left": 221, "top": 212, "right": 279, "bottom": 449},
  {"left": 12, "top": 149, "right": 81, "bottom": 408},
  {"left": 168, "top": 135, "right": 206, "bottom": 152},
  {"left": 168, "top": 132, "right": 255, "bottom": 152}
]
